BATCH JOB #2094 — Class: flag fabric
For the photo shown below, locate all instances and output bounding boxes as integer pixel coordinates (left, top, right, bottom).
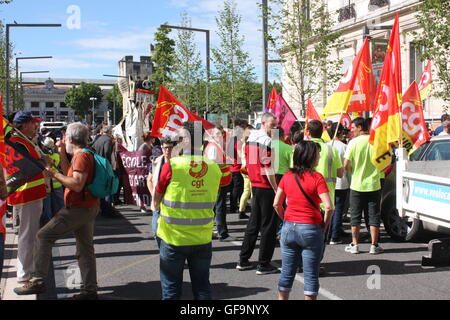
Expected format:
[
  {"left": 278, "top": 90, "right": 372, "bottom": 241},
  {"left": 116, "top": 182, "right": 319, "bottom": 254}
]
[
  {"left": 0, "top": 96, "right": 6, "bottom": 235},
  {"left": 272, "top": 94, "right": 297, "bottom": 134},
  {"left": 266, "top": 87, "right": 278, "bottom": 113},
  {"left": 150, "top": 85, "right": 215, "bottom": 138},
  {"left": 370, "top": 12, "right": 402, "bottom": 171},
  {"left": 401, "top": 82, "right": 430, "bottom": 155},
  {"left": 322, "top": 38, "right": 375, "bottom": 117},
  {"left": 339, "top": 113, "right": 353, "bottom": 129},
  {"left": 306, "top": 98, "right": 331, "bottom": 141},
  {"left": 418, "top": 60, "right": 432, "bottom": 100}
]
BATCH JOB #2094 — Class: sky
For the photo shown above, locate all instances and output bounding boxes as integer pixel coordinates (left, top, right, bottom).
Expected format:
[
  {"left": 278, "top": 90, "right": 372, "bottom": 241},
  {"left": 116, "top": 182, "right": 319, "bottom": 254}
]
[{"left": 1, "top": 0, "right": 281, "bottom": 81}]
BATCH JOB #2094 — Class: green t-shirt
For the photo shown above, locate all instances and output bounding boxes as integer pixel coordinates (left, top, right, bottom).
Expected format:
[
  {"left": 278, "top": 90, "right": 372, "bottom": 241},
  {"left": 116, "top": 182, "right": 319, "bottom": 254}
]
[
  {"left": 310, "top": 138, "right": 342, "bottom": 202},
  {"left": 344, "top": 135, "right": 381, "bottom": 192},
  {"left": 272, "top": 139, "right": 294, "bottom": 175}
]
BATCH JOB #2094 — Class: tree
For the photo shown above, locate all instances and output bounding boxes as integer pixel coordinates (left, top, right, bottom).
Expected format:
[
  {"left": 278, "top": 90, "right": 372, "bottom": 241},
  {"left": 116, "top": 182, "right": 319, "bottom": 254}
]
[
  {"left": 212, "top": 0, "right": 256, "bottom": 119},
  {"left": 64, "top": 82, "right": 103, "bottom": 120},
  {"left": 152, "top": 24, "right": 176, "bottom": 93},
  {"left": 173, "top": 12, "right": 205, "bottom": 110},
  {"left": 413, "top": 0, "right": 450, "bottom": 107},
  {"left": 268, "top": 0, "right": 343, "bottom": 116},
  {"left": 106, "top": 84, "right": 123, "bottom": 125}
]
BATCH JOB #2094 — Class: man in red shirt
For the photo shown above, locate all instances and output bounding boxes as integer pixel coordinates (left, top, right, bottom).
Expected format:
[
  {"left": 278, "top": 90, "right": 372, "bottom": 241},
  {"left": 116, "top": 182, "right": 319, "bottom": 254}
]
[
  {"left": 14, "top": 122, "right": 100, "bottom": 300},
  {"left": 237, "top": 113, "right": 280, "bottom": 275}
]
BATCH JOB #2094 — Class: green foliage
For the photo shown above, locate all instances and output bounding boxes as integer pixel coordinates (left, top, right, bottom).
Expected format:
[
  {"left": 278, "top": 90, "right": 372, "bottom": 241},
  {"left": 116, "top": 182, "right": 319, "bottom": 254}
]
[
  {"left": 106, "top": 84, "right": 123, "bottom": 125},
  {"left": 152, "top": 24, "right": 176, "bottom": 93},
  {"left": 268, "top": 0, "right": 343, "bottom": 114},
  {"left": 64, "top": 82, "right": 103, "bottom": 118},
  {"left": 413, "top": 0, "right": 450, "bottom": 105},
  {"left": 211, "top": 0, "right": 257, "bottom": 118}
]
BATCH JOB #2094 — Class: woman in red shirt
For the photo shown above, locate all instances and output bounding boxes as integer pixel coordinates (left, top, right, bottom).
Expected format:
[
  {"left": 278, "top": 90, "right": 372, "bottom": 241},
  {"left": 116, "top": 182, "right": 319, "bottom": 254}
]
[{"left": 273, "top": 140, "right": 334, "bottom": 300}]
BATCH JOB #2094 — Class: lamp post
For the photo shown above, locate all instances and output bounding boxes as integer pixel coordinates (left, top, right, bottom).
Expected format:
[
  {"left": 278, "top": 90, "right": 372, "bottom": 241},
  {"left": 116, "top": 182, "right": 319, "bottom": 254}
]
[
  {"left": 90, "top": 97, "right": 98, "bottom": 126},
  {"left": 5, "top": 23, "right": 62, "bottom": 116},
  {"left": 103, "top": 74, "right": 127, "bottom": 125},
  {"left": 160, "top": 24, "right": 210, "bottom": 113}
]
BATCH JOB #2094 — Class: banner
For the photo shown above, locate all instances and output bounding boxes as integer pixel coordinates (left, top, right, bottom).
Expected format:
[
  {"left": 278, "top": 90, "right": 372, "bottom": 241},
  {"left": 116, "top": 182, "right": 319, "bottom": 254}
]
[
  {"left": 0, "top": 97, "right": 5, "bottom": 234},
  {"left": 119, "top": 149, "right": 153, "bottom": 207},
  {"left": 272, "top": 94, "right": 297, "bottom": 134},
  {"left": 401, "top": 82, "right": 430, "bottom": 155},
  {"left": 266, "top": 87, "right": 278, "bottom": 113},
  {"left": 370, "top": 12, "right": 402, "bottom": 171},
  {"left": 339, "top": 113, "right": 353, "bottom": 129},
  {"left": 418, "top": 60, "right": 432, "bottom": 101},
  {"left": 150, "top": 86, "right": 215, "bottom": 138},
  {"left": 306, "top": 98, "right": 331, "bottom": 141}
]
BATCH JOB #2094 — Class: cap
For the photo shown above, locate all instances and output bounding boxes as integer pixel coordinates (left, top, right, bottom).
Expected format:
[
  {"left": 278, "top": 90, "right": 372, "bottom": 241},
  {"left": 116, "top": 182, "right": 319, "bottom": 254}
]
[{"left": 13, "top": 111, "right": 42, "bottom": 125}]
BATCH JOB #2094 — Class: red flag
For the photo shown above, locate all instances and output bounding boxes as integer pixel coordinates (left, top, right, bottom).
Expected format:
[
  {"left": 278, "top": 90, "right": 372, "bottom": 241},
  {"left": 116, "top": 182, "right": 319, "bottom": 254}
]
[
  {"left": 339, "top": 113, "right": 353, "bottom": 129},
  {"left": 266, "top": 87, "right": 278, "bottom": 113},
  {"left": 370, "top": 12, "right": 402, "bottom": 171},
  {"left": 401, "top": 82, "right": 430, "bottom": 154},
  {"left": 418, "top": 60, "right": 432, "bottom": 100},
  {"left": 150, "top": 86, "right": 215, "bottom": 138},
  {"left": 0, "top": 96, "right": 6, "bottom": 235},
  {"left": 272, "top": 94, "right": 297, "bottom": 134},
  {"left": 306, "top": 98, "right": 331, "bottom": 141}
]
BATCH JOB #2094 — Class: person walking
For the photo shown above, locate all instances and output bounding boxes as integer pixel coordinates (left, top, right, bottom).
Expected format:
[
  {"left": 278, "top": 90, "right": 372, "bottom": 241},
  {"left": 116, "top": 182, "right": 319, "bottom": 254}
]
[
  {"left": 274, "top": 141, "right": 334, "bottom": 300},
  {"left": 14, "top": 122, "right": 101, "bottom": 299},
  {"left": 344, "top": 117, "right": 383, "bottom": 255},
  {"left": 91, "top": 126, "right": 120, "bottom": 218},
  {"left": 204, "top": 126, "right": 234, "bottom": 241},
  {"left": 6, "top": 111, "right": 47, "bottom": 284},
  {"left": 236, "top": 112, "right": 280, "bottom": 275},
  {"left": 153, "top": 122, "right": 222, "bottom": 300},
  {"left": 238, "top": 125, "right": 254, "bottom": 219}
]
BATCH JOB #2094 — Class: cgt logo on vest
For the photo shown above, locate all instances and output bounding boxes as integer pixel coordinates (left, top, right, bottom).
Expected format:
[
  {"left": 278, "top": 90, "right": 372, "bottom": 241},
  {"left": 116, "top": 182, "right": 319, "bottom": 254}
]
[{"left": 189, "top": 161, "right": 208, "bottom": 189}]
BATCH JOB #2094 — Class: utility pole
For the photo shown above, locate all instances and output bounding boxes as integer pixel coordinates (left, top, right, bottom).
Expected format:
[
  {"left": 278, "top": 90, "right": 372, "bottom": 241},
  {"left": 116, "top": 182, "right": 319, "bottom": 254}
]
[{"left": 262, "top": 0, "right": 269, "bottom": 112}]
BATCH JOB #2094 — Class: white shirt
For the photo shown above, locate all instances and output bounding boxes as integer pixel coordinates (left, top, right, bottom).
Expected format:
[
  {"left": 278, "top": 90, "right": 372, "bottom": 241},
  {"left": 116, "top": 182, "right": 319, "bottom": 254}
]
[{"left": 327, "top": 139, "right": 350, "bottom": 190}]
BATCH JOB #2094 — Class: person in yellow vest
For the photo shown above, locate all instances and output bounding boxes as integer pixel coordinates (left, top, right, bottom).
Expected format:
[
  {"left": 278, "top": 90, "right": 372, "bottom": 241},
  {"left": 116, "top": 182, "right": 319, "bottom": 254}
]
[
  {"left": 153, "top": 121, "right": 222, "bottom": 300},
  {"left": 204, "top": 125, "right": 234, "bottom": 241},
  {"left": 7, "top": 111, "right": 47, "bottom": 284}
]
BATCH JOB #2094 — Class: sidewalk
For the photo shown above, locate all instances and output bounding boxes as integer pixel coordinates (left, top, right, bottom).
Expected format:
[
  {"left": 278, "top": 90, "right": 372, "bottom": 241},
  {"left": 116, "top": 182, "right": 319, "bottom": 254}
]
[{"left": 0, "top": 220, "right": 37, "bottom": 300}]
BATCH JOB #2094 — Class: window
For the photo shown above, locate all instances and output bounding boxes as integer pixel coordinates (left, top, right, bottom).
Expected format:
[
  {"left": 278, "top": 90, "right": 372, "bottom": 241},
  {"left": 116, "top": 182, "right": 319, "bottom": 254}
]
[
  {"left": 31, "top": 102, "right": 40, "bottom": 108},
  {"left": 424, "top": 141, "right": 450, "bottom": 161},
  {"left": 60, "top": 102, "right": 67, "bottom": 109},
  {"left": 46, "top": 111, "right": 54, "bottom": 117},
  {"left": 60, "top": 111, "right": 69, "bottom": 116},
  {"left": 338, "top": 2, "right": 356, "bottom": 22},
  {"left": 369, "top": 0, "right": 389, "bottom": 11},
  {"left": 410, "top": 44, "right": 424, "bottom": 85},
  {"left": 31, "top": 111, "right": 40, "bottom": 116},
  {"left": 46, "top": 102, "right": 54, "bottom": 109}
]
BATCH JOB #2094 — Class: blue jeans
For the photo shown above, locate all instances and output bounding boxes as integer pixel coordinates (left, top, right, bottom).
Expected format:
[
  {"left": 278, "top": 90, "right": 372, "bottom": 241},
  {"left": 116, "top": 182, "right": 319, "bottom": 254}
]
[
  {"left": 159, "top": 240, "right": 212, "bottom": 300},
  {"left": 152, "top": 210, "right": 161, "bottom": 248},
  {"left": 214, "top": 185, "right": 231, "bottom": 239},
  {"left": 331, "top": 189, "right": 349, "bottom": 240},
  {"left": 279, "top": 222, "right": 324, "bottom": 297}
]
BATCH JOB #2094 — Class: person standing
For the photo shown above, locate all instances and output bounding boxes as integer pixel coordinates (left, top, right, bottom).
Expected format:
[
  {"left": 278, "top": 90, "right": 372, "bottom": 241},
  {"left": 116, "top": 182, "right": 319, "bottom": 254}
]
[
  {"left": 236, "top": 113, "right": 280, "bottom": 275},
  {"left": 274, "top": 141, "right": 334, "bottom": 300},
  {"left": 433, "top": 114, "right": 450, "bottom": 136},
  {"left": 6, "top": 111, "right": 47, "bottom": 284},
  {"left": 438, "top": 120, "right": 450, "bottom": 136},
  {"left": 14, "top": 122, "right": 101, "bottom": 299},
  {"left": 344, "top": 117, "right": 383, "bottom": 255},
  {"left": 91, "top": 126, "right": 120, "bottom": 218},
  {"left": 153, "top": 122, "right": 222, "bottom": 300},
  {"left": 204, "top": 126, "right": 234, "bottom": 241},
  {"left": 238, "top": 125, "right": 254, "bottom": 219}
]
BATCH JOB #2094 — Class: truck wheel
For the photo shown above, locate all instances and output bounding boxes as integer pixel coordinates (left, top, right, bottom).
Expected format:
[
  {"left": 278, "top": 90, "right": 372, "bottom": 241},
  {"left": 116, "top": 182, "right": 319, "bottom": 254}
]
[
  {"left": 405, "top": 217, "right": 423, "bottom": 242},
  {"left": 382, "top": 204, "right": 423, "bottom": 242}
]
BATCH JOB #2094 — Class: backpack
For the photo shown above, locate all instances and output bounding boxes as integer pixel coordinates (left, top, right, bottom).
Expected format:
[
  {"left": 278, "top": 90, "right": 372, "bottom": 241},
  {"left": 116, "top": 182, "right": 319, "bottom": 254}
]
[{"left": 79, "top": 149, "right": 119, "bottom": 198}]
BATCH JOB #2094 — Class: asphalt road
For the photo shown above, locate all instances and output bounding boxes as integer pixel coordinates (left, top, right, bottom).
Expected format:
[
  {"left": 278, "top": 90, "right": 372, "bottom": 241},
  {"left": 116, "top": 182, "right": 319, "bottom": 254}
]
[{"left": 40, "top": 205, "right": 450, "bottom": 300}]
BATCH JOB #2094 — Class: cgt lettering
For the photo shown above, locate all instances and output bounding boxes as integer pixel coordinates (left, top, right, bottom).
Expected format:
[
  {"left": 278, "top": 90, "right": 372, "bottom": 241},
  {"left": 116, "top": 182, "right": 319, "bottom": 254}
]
[{"left": 192, "top": 179, "right": 204, "bottom": 189}]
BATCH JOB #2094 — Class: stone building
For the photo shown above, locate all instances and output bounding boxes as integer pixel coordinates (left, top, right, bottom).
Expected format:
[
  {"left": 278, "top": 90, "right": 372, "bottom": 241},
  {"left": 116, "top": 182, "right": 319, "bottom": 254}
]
[{"left": 282, "top": 0, "right": 448, "bottom": 122}]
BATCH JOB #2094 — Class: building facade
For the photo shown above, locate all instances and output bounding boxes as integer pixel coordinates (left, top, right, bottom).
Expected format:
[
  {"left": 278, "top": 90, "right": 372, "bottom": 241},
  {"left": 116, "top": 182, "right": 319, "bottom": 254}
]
[{"left": 282, "top": 0, "right": 448, "bottom": 122}]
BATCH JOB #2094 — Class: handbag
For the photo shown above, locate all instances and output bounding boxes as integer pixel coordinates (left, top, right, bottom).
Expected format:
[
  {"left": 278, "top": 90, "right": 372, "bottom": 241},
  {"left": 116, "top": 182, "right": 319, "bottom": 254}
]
[{"left": 293, "top": 172, "right": 326, "bottom": 227}]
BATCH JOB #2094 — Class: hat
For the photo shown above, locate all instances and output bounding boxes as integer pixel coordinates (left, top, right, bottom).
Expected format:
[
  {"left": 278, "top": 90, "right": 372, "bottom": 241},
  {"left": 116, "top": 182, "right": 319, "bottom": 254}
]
[{"left": 13, "top": 111, "right": 42, "bottom": 125}]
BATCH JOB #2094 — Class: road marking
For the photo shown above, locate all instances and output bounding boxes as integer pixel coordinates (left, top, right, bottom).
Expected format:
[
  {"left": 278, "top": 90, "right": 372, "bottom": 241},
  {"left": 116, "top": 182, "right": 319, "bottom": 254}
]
[
  {"left": 230, "top": 240, "right": 343, "bottom": 301},
  {"left": 98, "top": 255, "right": 159, "bottom": 281}
]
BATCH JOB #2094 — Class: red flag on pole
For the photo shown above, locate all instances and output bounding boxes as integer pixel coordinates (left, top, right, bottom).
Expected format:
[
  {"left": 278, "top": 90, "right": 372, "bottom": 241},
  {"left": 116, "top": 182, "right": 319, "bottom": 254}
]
[
  {"left": 306, "top": 98, "right": 331, "bottom": 141},
  {"left": 266, "top": 87, "right": 278, "bottom": 113},
  {"left": 272, "top": 94, "right": 297, "bottom": 134},
  {"left": 339, "top": 113, "right": 353, "bottom": 129},
  {"left": 0, "top": 96, "right": 6, "bottom": 235},
  {"left": 418, "top": 60, "right": 432, "bottom": 100},
  {"left": 150, "top": 86, "right": 215, "bottom": 138}
]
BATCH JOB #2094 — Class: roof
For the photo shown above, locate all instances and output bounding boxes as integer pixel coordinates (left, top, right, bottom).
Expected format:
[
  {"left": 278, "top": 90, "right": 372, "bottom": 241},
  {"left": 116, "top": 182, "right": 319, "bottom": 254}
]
[{"left": 21, "top": 77, "right": 117, "bottom": 86}]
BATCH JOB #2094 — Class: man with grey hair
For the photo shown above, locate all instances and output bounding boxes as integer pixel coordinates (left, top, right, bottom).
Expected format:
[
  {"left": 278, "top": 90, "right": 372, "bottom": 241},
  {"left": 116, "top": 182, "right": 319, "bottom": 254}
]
[{"left": 14, "top": 122, "right": 101, "bottom": 300}]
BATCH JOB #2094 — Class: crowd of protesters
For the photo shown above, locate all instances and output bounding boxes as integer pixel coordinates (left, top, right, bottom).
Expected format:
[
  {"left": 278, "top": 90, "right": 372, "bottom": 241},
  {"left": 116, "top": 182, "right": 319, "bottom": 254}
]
[{"left": 1, "top": 111, "right": 449, "bottom": 300}]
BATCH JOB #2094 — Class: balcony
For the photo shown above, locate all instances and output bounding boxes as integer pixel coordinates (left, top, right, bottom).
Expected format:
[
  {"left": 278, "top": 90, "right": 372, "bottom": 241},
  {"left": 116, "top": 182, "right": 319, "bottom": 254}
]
[
  {"left": 338, "top": 3, "right": 356, "bottom": 23},
  {"left": 369, "top": 0, "right": 390, "bottom": 11}
]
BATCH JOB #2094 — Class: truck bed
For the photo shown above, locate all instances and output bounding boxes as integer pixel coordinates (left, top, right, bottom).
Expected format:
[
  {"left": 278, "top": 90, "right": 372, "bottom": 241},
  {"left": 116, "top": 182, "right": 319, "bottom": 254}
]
[{"left": 407, "top": 160, "right": 450, "bottom": 179}]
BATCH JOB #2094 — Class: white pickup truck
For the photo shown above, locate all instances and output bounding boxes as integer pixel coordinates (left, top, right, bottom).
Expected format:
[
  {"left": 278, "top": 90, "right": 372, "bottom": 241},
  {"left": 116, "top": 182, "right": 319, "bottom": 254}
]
[{"left": 384, "top": 135, "right": 450, "bottom": 241}]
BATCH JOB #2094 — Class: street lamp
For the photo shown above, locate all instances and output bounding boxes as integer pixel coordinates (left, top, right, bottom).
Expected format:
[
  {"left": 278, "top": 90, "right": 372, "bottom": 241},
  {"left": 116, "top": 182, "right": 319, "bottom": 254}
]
[
  {"left": 4, "top": 23, "right": 62, "bottom": 116},
  {"left": 90, "top": 97, "right": 98, "bottom": 126},
  {"left": 160, "top": 24, "right": 210, "bottom": 113},
  {"left": 103, "top": 74, "right": 127, "bottom": 125}
]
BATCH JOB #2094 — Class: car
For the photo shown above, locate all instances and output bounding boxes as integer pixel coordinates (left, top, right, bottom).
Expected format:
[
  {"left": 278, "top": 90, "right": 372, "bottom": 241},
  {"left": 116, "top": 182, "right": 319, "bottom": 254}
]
[{"left": 381, "top": 135, "right": 450, "bottom": 241}]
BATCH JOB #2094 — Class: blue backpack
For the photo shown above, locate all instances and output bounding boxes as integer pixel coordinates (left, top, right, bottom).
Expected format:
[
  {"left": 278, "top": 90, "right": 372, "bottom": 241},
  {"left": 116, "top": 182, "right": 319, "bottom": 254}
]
[{"left": 80, "top": 149, "right": 119, "bottom": 198}]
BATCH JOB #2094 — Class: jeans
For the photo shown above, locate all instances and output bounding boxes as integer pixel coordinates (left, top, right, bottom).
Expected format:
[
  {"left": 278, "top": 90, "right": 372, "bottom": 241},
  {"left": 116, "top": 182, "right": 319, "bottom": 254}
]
[
  {"left": 100, "top": 195, "right": 113, "bottom": 216},
  {"left": 331, "top": 189, "right": 349, "bottom": 240},
  {"left": 239, "top": 187, "right": 278, "bottom": 266},
  {"left": 42, "top": 188, "right": 65, "bottom": 226},
  {"left": 152, "top": 209, "right": 161, "bottom": 248},
  {"left": 230, "top": 172, "right": 244, "bottom": 213},
  {"left": 159, "top": 240, "right": 212, "bottom": 300},
  {"left": 214, "top": 185, "right": 231, "bottom": 239},
  {"left": 279, "top": 222, "right": 324, "bottom": 297}
]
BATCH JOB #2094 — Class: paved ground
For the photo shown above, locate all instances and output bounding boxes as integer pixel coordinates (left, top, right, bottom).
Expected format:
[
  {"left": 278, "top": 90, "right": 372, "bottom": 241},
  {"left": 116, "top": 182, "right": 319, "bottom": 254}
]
[{"left": 2, "top": 205, "right": 450, "bottom": 300}]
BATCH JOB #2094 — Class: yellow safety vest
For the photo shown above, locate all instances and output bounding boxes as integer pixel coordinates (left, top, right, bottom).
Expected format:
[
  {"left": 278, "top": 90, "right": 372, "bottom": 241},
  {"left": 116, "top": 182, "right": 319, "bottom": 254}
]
[
  {"left": 157, "top": 155, "right": 222, "bottom": 246},
  {"left": 49, "top": 153, "right": 63, "bottom": 189}
]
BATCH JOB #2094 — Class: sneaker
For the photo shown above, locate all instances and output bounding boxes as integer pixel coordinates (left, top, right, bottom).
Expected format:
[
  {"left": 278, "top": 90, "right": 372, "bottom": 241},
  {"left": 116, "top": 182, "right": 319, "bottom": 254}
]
[
  {"left": 14, "top": 280, "right": 46, "bottom": 295},
  {"left": 239, "top": 213, "right": 249, "bottom": 219},
  {"left": 219, "top": 235, "right": 237, "bottom": 242},
  {"left": 236, "top": 260, "right": 254, "bottom": 271},
  {"left": 345, "top": 243, "right": 360, "bottom": 254},
  {"left": 369, "top": 244, "right": 384, "bottom": 255},
  {"left": 256, "top": 264, "right": 280, "bottom": 275},
  {"left": 71, "top": 292, "right": 98, "bottom": 300},
  {"left": 212, "top": 231, "right": 219, "bottom": 239},
  {"left": 329, "top": 239, "right": 343, "bottom": 245}
]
